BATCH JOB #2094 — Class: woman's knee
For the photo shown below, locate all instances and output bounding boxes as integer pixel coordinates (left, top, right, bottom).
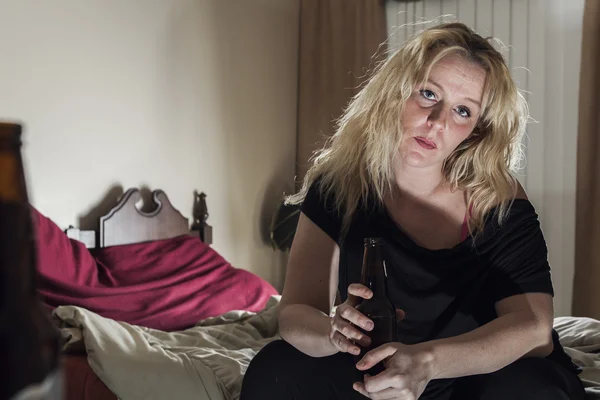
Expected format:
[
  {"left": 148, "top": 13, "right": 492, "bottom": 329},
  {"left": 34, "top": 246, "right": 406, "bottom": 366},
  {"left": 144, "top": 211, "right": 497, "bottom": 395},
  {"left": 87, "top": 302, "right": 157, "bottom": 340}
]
[
  {"left": 241, "top": 339, "right": 364, "bottom": 400},
  {"left": 243, "top": 340, "right": 298, "bottom": 382},
  {"left": 240, "top": 340, "right": 319, "bottom": 399},
  {"left": 240, "top": 340, "right": 291, "bottom": 400}
]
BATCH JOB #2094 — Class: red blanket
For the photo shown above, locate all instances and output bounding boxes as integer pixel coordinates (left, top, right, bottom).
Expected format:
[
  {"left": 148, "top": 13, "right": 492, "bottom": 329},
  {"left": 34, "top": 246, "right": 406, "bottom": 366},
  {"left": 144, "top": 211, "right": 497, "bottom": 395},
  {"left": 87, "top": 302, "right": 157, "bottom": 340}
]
[{"left": 33, "top": 208, "right": 278, "bottom": 331}]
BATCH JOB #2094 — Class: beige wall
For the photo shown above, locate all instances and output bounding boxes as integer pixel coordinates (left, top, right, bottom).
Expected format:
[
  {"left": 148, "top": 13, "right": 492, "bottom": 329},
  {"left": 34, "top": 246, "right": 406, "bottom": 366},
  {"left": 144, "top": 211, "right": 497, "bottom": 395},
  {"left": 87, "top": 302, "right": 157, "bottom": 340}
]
[{"left": 0, "top": 0, "right": 299, "bottom": 291}]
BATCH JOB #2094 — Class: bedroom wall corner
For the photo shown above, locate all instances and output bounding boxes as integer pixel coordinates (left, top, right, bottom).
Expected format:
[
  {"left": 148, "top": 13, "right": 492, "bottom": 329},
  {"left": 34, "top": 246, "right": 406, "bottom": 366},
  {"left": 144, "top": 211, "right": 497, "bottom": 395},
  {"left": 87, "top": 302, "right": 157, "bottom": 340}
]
[{"left": 0, "top": 0, "right": 300, "bottom": 292}]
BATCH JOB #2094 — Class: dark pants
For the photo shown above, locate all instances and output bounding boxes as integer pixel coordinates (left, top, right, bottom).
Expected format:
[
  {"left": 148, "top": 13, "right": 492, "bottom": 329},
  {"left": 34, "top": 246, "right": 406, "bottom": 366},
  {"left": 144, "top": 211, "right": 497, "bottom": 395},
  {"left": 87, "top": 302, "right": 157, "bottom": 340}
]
[{"left": 240, "top": 340, "right": 586, "bottom": 400}]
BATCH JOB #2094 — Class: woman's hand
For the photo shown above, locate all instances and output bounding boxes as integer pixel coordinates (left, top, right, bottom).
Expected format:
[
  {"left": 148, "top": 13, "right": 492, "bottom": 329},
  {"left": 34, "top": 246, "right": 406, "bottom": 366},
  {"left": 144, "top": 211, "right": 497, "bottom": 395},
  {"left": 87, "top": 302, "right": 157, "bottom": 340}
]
[
  {"left": 353, "top": 342, "right": 434, "bottom": 400},
  {"left": 329, "top": 284, "right": 406, "bottom": 356},
  {"left": 328, "top": 283, "right": 375, "bottom": 355}
]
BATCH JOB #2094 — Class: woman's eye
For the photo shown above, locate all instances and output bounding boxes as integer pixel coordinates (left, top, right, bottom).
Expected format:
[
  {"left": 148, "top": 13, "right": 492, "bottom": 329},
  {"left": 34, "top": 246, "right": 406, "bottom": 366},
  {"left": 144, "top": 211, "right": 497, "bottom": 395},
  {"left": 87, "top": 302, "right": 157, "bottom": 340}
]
[
  {"left": 420, "top": 89, "right": 436, "bottom": 100},
  {"left": 456, "top": 106, "right": 471, "bottom": 118}
]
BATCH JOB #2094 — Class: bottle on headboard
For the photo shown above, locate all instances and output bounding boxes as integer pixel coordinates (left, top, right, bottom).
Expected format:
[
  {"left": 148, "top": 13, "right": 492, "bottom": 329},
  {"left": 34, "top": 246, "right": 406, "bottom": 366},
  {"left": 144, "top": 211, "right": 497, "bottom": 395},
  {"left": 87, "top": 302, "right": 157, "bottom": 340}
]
[{"left": 0, "top": 122, "right": 64, "bottom": 399}]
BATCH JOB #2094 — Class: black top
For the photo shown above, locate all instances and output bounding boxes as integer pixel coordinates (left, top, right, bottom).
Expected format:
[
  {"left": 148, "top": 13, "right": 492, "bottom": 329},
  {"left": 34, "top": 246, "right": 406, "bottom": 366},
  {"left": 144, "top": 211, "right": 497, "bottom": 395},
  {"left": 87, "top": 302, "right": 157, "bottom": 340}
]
[{"left": 300, "top": 179, "right": 580, "bottom": 387}]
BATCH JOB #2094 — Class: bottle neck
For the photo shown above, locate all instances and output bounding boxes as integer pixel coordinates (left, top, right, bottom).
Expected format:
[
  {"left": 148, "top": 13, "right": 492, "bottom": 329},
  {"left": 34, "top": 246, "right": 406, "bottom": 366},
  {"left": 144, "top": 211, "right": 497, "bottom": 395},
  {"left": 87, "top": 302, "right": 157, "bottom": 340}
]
[
  {"left": 361, "top": 241, "right": 388, "bottom": 297},
  {"left": 0, "top": 123, "right": 35, "bottom": 301},
  {"left": 0, "top": 123, "right": 27, "bottom": 204}
]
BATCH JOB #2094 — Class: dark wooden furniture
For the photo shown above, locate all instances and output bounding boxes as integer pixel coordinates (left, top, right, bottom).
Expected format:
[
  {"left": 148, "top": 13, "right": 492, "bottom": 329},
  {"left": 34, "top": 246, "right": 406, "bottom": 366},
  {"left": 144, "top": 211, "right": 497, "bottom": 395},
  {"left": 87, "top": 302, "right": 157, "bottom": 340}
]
[
  {"left": 65, "top": 188, "right": 212, "bottom": 248},
  {"left": 61, "top": 187, "right": 213, "bottom": 400}
]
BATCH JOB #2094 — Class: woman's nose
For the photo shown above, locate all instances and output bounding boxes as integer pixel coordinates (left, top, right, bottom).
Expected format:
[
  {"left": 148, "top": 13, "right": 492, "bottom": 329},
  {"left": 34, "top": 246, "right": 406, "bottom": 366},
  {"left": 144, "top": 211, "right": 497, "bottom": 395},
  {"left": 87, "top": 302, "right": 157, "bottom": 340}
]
[{"left": 427, "top": 104, "right": 447, "bottom": 131}]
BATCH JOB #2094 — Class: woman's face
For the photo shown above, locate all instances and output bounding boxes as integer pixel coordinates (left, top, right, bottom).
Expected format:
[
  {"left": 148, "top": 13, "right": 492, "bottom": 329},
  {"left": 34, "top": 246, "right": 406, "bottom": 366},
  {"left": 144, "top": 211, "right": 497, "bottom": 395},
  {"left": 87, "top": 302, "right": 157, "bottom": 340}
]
[{"left": 398, "top": 54, "right": 486, "bottom": 170}]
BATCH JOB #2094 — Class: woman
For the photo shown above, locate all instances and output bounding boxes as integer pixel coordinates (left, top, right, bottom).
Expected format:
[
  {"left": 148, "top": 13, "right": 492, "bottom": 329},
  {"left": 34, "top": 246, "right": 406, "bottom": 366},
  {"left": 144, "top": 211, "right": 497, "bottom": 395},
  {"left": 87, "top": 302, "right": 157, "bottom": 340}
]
[{"left": 240, "top": 22, "right": 585, "bottom": 400}]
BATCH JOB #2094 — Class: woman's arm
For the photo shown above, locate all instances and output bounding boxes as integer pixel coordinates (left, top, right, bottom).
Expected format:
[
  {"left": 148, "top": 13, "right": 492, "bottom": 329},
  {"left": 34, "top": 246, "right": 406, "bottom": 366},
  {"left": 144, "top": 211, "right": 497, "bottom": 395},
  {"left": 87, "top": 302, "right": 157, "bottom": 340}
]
[
  {"left": 419, "top": 181, "right": 554, "bottom": 378},
  {"left": 354, "top": 292, "right": 554, "bottom": 398},
  {"left": 357, "top": 292, "right": 554, "bottom": 379},
  {"left": 424, "top": 292, "right": 554, "bottom": 379},
  {"left": 277, "top": 212, "right": 341, "bottom": 357}
]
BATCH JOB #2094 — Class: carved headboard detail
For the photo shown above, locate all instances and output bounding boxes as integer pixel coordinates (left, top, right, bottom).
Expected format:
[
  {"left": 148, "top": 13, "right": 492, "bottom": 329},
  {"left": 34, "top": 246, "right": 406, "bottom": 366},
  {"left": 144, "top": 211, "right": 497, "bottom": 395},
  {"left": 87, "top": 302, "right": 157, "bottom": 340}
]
[{"left": 66, "top": 188, "right": 212, "bottom": 248}]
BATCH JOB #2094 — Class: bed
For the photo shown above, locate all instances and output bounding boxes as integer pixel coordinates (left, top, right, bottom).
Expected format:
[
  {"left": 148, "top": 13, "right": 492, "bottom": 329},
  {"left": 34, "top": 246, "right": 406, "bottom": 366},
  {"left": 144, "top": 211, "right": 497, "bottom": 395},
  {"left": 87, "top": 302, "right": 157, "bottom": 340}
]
[
  {"left": 34, "top": 188, "right": 600, "bottom": 400},
  {"left": 34, "top": 187, "right": 279, "bottom": 400}
]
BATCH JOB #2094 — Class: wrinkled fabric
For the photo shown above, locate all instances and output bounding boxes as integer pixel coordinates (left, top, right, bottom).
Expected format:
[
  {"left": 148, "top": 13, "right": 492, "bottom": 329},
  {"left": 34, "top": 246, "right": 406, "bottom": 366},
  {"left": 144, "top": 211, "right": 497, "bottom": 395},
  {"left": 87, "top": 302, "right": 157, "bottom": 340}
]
[
  {"left": 554, "top": 316, "right": 600, "bottom": 397},
  {"left": 33, "top": 207, "right": 278, "bottom": 332},
  {"left": 53, "top": 296, "right": 281, "bottom": 400}
]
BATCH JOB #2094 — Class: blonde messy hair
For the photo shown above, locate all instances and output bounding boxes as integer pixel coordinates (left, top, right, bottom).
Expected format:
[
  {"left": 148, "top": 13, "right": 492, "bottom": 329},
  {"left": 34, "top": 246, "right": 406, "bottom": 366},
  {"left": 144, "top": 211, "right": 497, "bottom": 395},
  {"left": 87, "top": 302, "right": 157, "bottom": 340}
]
[{"left": 287, "top": 22, "right": 528, "bottom": 240}]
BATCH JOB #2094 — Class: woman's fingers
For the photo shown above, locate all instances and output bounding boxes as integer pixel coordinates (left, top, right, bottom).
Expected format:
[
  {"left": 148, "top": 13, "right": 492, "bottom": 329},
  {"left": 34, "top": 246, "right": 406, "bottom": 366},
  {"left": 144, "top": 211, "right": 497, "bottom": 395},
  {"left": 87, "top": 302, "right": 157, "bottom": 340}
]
[
  {"left": 347, "top": 283, "right": 373, "bottom": 304},
  {"left": 353, "top": 383, "right": 407, "bottom": 400},
  {"left": 347, "top": 284, "right": 406, "bottom": 325},
  {"left": 337, "top": 304, "right": 374, "bottom": 333},
  {"left": 396, "top": 309, "right": 406, "bottom": 322},
  {"left": 333, "top": 283, "right": 407, "bottom": 356},
  {"left": 331, "top": 315, "right": 371, "bottom": 347},
  {"left": 329, "top": 330, "right": 361, "bottom": 355}
]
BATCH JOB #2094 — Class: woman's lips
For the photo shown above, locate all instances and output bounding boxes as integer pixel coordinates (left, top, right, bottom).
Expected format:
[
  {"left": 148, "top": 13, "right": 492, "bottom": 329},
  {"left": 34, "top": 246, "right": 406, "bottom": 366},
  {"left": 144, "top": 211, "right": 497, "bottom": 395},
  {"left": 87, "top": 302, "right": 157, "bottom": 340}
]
[{"left": 414, "top": 137, "right": 437, "bottom": 150}]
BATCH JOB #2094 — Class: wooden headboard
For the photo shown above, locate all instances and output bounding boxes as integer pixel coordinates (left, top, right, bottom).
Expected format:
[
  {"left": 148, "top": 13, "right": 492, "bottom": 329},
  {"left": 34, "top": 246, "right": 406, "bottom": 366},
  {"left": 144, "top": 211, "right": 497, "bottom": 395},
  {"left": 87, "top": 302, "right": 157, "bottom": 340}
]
[{"left": 66, "top": 188, "right": 212, "bottom": 248}]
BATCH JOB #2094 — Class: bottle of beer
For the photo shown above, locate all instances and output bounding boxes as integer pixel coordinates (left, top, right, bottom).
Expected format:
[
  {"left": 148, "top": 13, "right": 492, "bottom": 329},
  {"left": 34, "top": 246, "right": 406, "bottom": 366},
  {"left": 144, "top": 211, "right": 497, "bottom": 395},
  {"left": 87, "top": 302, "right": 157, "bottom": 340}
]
[
  {"left": 0, "top": 122, "right": 64, "bottom": 399},
  {"left": 355, "top": 237, "right": 397, "bottom": 368}
]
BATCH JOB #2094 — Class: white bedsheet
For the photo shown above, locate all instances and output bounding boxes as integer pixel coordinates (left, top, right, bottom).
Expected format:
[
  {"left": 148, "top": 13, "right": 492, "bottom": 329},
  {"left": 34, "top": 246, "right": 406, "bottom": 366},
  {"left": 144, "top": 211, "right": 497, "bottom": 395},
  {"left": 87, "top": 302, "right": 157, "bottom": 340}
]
[
  {"left": 53, "top": 297, "right": 600, "bottom": 400},
  {"left": 554, "top": 316, "right": 600, "bottom": 399},
  {"left": 54, "top": 296, "right": 282, "bottom": 400}
]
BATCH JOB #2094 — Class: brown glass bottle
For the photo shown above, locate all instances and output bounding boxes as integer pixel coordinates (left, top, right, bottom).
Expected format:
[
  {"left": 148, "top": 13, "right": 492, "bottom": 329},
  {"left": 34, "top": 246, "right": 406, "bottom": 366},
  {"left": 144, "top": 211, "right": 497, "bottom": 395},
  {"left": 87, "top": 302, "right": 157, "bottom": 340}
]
[
  {"left": 0, "top": 122, "right": 63, "bottom": 399},
  {"left": 355, "top": 238, "right": 397, "bottom": 365}
]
